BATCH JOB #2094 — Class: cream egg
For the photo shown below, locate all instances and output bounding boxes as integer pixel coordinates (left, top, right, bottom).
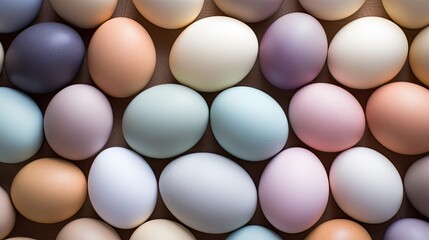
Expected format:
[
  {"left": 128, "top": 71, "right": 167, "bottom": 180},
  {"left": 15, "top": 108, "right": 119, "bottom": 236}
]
[
  {"left": 56, "top": 218, "right": 120, "bottom": 240},
  {"left": 305, "top": 219, "right": 371, "bottom": 240},
  {"left": 213, "top": 0, "right": 284, "bottom": 22},
  {"left": 405, "top": 155, "right": 429, "bottom": 218},
  {"left": 0, "top": 186, "right": 15, "bottom": 239},
  {"left": 299, "top": 0, "right": 365, "bottom": 21},
  {"left": 410, "top": 26, "right": 429, "bottom": 86},
  {"left": 130, "top": 219, "right": 196, "bottom": 240},
  {"left": 382, "top": 0, "right": 429, "bottom": 29}
]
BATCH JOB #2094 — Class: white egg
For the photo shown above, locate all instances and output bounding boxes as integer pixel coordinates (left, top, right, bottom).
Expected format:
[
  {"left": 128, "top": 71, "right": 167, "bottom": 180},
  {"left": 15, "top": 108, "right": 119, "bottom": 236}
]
[
  {"left": 328, "top": 17, "right": 408, "bottom": 89},
  {"left": 382, "top": 0, "right": 429, "bottom": 29},
  {"left": 170, "top": 16, "right": 258, "bottom": 92},
  {"left": 299, "top": 0, "right": 365, "bottom": 21},
  {"left": 329, "top": 147, "right": 403, "bottom": 224},
  {"left": 88, "top": 147, "right": 157, "bottom": 229},
  {"left": 0, "top": 187, "right": 15, "bottom": 240},
  {"left": 159, "top": 152, "right": 257, "bottom": 234}
]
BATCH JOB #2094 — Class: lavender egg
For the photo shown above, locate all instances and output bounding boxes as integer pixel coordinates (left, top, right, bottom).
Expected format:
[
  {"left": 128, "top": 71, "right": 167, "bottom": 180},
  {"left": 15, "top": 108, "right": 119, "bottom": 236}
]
[
  {"left": 260, "top": 12, "right": 327, "bottom": 89},
  {"left": 384, "top": 218, "right": 429, "bottom": 240},
  {"left": 0, "top": 0, "right": 43, "bottom": 33}
]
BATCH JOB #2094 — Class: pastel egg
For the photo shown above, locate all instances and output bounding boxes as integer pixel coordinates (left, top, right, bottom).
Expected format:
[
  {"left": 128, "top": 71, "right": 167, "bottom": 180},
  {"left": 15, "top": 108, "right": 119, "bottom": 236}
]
[
  {"left": 299, "top": 0, "right": 365, "bottom": 21},
  {"left": 0, "top": 0, "right": 42, "bottom": 33},
  {"left": 159, "top": 153, "right": 257, "bottom": 234},
  {"left": 226, "top": 225, "right": 282, "bottom": 240},
  {"left": 366, "top": 82, "right": 429, "bottom": 155},
  {"left": 210, "top": 86, "right": 288, "bottom": 161},
  {"left": 11, "top": 158, "right": 87, "bottom": 224},
  {"left": 88, "top": 17, "right": 156, "bottom": 98},
  {"left": 88, "top": 147, "right": 158, "bottom": 229},
  {"left": 259, "top": 148, "right": 329, "bottom": 233},
  {"left": 0, "top": 41, "right": 3, "bottom": 73},
  {"left": 305, "top": 219, "right": 371, "bottom": 240},
  {"left": 130, "top": 219, "right": 196, "bottom": 240},
  {"left": 328, "top": 17, "right": 408, "bottom": 89},
  {"left": 170, "top": 16, "right": 258, "bottom": 92},
  {"left": 382, "top": 0, "right": 429, "bottom": 29},
  {"left": 405, "top": 155, "right": 429, "bottom": 218},
  {"left": 213, "top": 0, "right": 284, "bottom": 22},
  {"left": 260, "top": 12, "right": 327, "bottom": 89},
  {"left": 0, "top": 87, "right": 43, "bottom": 164},
  {"left": 57, "top": 218, "right": 121, "bottom": 240},
  {"left": 384, "top": 218, "right": 429, "bottom": 240},
  {"left": 44, "top": 84, "right": 113, "bottom": 160},
  {"left": 6, "top": 238, "right": 36, "bottom": 240},
  {"left": 410, "top": 26, "right": 429, "bottom": 86},
  {"left": 123, "top": 84, "right": 209, "bottom": 159},
  {"left": 0, "top": 187, "right": 15, "bottom": 239},
  {"left": 288, "top": 83, "right": 365, "bottom": 152},
  {"left": 5, "top": 22, "right": 85, "bottom": 94},
  {"left": 50, "top": 0, "right": 118, "bottom": 29},
  {"left": 330, "top": 147, "right": 403, "bottom": 224},
  {"left": 132, "top": 0, "right": 203, "bottom": 29}
]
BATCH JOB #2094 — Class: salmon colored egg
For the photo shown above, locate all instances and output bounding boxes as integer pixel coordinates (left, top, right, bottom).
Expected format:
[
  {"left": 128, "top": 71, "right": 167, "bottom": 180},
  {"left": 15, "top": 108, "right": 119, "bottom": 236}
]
[{"left": 305, "top": 219, "right": 371, "bottom": 240}]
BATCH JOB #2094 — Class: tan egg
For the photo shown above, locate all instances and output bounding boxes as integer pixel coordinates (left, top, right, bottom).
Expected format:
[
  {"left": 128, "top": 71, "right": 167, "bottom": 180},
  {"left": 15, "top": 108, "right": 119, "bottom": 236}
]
[
  {"left": 382, "top": 0, "right": 429, "bottom": 29},
  {"left": 57, "top": 218, "right": 120, "bottom": 240},
  {"left": 410, "top": 26, "right": 429, "bottom": 87},
  {"left": 11, "top": 158, "right": 87, "bottom": 224},
  {"left": 49, "top": 0, "right": 117, "bottom": 29},
  {"left": 130, "top": 219, "right": 196, "bottom": 240},
  {"left": 305, "top": 219, "right": 371, "bottom": 240},
  {"left": 88, "top": 17, "right": 156, "bottom": 98},
  {"left": 0, "top": 186, "right": 15, "bottom": 239}
]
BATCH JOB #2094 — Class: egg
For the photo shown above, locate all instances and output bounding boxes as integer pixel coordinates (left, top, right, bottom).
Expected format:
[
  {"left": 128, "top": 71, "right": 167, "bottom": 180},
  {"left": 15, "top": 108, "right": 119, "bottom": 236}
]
[
  {"left": 56, "top": 218, "right": 121, "bottom": 240},
  {"left": 6, "top": 238, "right": 36, "bottom": 240},
  {"left": 213, "top": 0, "right": 284, "bottom": 22},
  {"left": 88, "top": 147, "right": 157, "bottom": 229},
  {"left": 382, "top": 0, "right": 429, "bottom": 29},
  {"left": 88, "top": 17, "right": 156, "bottom": 98},
  {"left": 0, "top": 0, "right": 42, "bottom": 33},
  {"left": 330, "top": 147, "right": 403, "bottom": 224},
  {"left": 44, "top": 84, "right": 113, "bottom": 160},
  {"left": 0, "top": 186, "right": 15, "bottom": 239},
  {"left": 305, "top": 219, "right": 371, "bottom": 240},
  {"left": 210, "top": 86, "right": 288, "bottom": 161},
  {"left": 410, "top": 26, "right": 429, "bottom": 87},
  {"left": 226, "top": 225, "right": 282, "bottom": 240},
  {"left": 0, "top": 87, "right": 43, "bottom": 164},
  {"left": 258, "top": 148, "right": 329, "bottom": 233},
  {"left": 404, "top": 155, "right": 429, "bottom": 218},
  {"left": 50, "top": 0, "right": 117, "bottom": 29},
  {"left": 122, "top": 84, "right": 209, "bottom": 159},
  {"left": 259, "top": 12, "right": 327, "bottom": 89},
  {"left": 169, "top": 16, "right": 258, "bottom": 92},
  {"left": 328, "top": 17, "right": 408, "bottom": 89},
  {"left": 130, "top": 219, "right": 196, "bottom": 240},
  {"left": 298, "top": 0, "right": 365, "bottom": 21},
  {"left": 384, "top": 218, "right": 429, "bottom": 240},
  {"left": 11, "top": 158, "right": 87, "bottom": 224},
  {"left": 132, "top": 0, "right": 203, "bottom": 29},
  {"left": 0, "top": 41, "right": 4, "bottom": 73},
  {"left": 159, "top": 152, "right": 257, "bottom": 234},
  {"left": 288, "top": 83, "right": 365, "bottom": 152},
  {"left": 366, "top": 82, "right": 429, "bottom": 155}
]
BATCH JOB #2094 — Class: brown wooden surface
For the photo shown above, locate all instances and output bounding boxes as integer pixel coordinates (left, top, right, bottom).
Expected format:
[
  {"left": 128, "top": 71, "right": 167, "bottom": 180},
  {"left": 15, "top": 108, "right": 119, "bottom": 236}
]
[{"left": 0, "top": 0, "right": 427, "bottom": 239}]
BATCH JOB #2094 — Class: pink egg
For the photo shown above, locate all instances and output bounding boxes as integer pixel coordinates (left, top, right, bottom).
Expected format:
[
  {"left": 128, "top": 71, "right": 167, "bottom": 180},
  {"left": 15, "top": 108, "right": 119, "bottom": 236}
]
[
  {"left": 288, "top": 83, "right": 365, "bottom": 152},
  {"left": 258, "top": 147, "right": 329, "bottom": 233}
]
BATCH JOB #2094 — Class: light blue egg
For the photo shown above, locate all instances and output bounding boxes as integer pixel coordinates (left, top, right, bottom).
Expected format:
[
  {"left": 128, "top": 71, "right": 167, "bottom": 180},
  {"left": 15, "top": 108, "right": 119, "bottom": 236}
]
[
  {"left": 0, "top": 0, "right": 43, "bottom": 33},
  {"left": 0, "top": 87, "right": 43, "bottom": 163},
  {"left": 226, "top": 225, "right": 282, "bottom": 240}
]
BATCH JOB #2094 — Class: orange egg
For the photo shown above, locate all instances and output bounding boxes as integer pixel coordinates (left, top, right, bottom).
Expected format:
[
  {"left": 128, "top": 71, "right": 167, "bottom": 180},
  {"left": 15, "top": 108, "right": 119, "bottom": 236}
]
[{"left": 305, "top": 219, "right": 371, "bottom": 240}]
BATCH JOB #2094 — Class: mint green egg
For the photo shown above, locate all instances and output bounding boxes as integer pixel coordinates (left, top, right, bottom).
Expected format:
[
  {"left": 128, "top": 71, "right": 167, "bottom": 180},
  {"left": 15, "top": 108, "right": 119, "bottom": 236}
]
[{"left": 226, "top": 225, "right": 282, "bottom": 240}]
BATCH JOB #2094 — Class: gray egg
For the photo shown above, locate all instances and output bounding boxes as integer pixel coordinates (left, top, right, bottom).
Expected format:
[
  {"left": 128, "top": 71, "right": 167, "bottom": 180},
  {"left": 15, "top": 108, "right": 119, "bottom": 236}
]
[
  {"left": 0, "top": 0, "right": 43, "bottom": 33},
  {"left": 384, "top": 218, "right": 429, "bottom": 240}
]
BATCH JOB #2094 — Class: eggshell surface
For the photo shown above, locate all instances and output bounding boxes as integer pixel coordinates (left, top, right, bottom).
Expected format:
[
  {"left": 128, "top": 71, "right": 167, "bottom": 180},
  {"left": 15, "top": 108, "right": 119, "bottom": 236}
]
[
  {"left": 6, "top": 238, "right": 36, "bottom": 240},
  {"left": 329, "top": 147, "right": 403, "bottom": 224},
  {"left": 0, "top": 0, "right": 42, "bottom": 33},
  {"left": 0, "top": 187, "right": 15, "bottom": 240},
  {"left": 404, "top": 156, "right": 429, "bottom": 218},
  {"left": 213, "top": 0, "right": 284, "bottom": 22},
  {"left": 129, "top": 219, "right": 196, "bottom": 240},
  {"left": 259, "top": 148, "right": 329, "bottom": 233},
  {"left": 56, "top": 218, "right": 121, "bottom": 240},
  {"left": 123, "top": 84, "right": 209, "bottom": 159},
  {"left": 88, "top": 147, "right": 158, "bottom": 229},
  {"left": 305, "top": 219, "right": 371, "bottom": 240},
  {"left": 226, "top": 225, "right": 282, "bottom": 240},
  {"left": 0, "top": 42, "right": 4, "bottom": 73},
  {"left": 170, "top": 16, "right": 258, "bottom": 92},
  {"left": 328, "top": 17, "right": 408, "bottom": 89},
  {"left": 159, "top": 152, "right": 257, "bottom": 234},
  {"left": 382, "top": 0, "right": 429, "bottom": 29},
  {"left": 11, "top": 158, "right": 87, "bottom": 224},
  {"left": 410, "top": 26, "right": 429, "bottom": 86},
  {"left": 384, "top": 218, "right": 429, "bottom": 240},
  {"left": 299, "top": 0, "right": 365, "bottom": 21}
]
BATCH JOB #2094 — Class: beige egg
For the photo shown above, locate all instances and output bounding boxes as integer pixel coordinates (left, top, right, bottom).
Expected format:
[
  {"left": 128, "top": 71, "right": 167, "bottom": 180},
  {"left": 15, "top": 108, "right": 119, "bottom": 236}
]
[
  {"left": 6, "top": 238, "right": 36, "bottom": 240},
  {"left": 0, "top": 186, "right": 15, "bottom": 239},
  {"left": 214, "top": 0, "right": 284, "bottom": 23},
  {"left": 57, "top": 218, "right": 120, "bottom": 240},
  {"left": 410, "top": 26, "right": 429, "bottom": 87},
  {"left": 130, "top": 219, "right": 196, "bottom": 240},
  {"left": 382, "top": 0, "right": 429, "bottom": 29},
  {"left": 305, "top": 219, "right": 371, "bottom": 240},
  {"left": 299, "top": 0, "right": 365, "bottom": 21}
]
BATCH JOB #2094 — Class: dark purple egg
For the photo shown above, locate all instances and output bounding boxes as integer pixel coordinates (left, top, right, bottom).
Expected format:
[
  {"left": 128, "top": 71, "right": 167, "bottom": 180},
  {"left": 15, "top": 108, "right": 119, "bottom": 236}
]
[
  {"left": 384, "top": 218, "right": 429, "bottom": 240},
  {"left": 5, "top": 22, "right": 85, "bottom": 94}
]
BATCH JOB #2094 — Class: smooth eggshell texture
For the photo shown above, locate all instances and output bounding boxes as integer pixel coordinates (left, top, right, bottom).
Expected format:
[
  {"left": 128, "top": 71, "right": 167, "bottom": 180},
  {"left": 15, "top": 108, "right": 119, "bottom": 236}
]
[
  {"left": 56, "top": 218, "right": 121, "bottom": 240},
  {"left": 5, "top": 22, "right": 85, "bottom": 94},
  {"left": 260, "top": 12, "right": 327, "bottom": 89},
  {"left": 299, "top": 0, "right": 365, "bottom": 21},
  {"left": 123, "top": 84, "right": 209, "bottom": 159},
  {"left": 50, "top": 0, "right": 117, "bottom": 29},
  {"left": 159, "top": 153, "right": 257, "bottom": 234},
  {"left": 226, "top": 225, "right": 282, "bottom": 240},
  {"left": 384, "top": 218, "right": 429, "bottom": 240},
  {"left": 305, "top": 219, "right": 371, "bottom": 240},
  {"left": 213, "top": 0, "right": 284, "bottom": 22},
  {"left": 132, "top": 0, "right": 203, "bottom": 29},
  {"left": 0, "top": 42, "right": 3, "bottom": 73},
  {"left": 259, "top": 148, "right": 329, "bottom": 233},
  {"left": 410, "top": 26, "right": 429, "bottom": 87},
  {"left": 6, "top": 238, "right": 36, "bottom": 240},
  {"left": 328, "top": 17, "right": 408, "bottom": 89},
  {"left": 0, "top": 0, "right": 42, "bottom": 33},
  {"left": 0, "top": 87, "right": 43, "bottom": 164},
  {"left": 210, "top": 86, "right": 288, "bottom": 161},
  {"left": 130, "top": 219, "right": 196, "bottom": 240},
  {"left": 366, "top": 82, "right": 429, "bottom": 155},
  {"left": 170, "top": 16, "right": 258, "bottom": 92},
  {"left": 11, "top": 158, "right": 87, "bottom": 224},
  {"left": 330, "top": 147, "right": 403, "bottom": 224},
  {"left": 289, "top": 83, "right": 365, "bottom": 152},
  {"left": 404, "top": 155, "right": 429, "bottom": 218},
  {"left": 382, "top": 0, "right": 429, "bottom": 29},
  {"left": 88, "top": 147, "right": 158, "bottom": 229},
  {"left": 44, "top": 84, "right": 113, "bottom": 160},
  {"left": 88, "top": 17, "right": 156, "bottom": 98},
  {"left": 0, "top": 187, "right": 15, "bottom": 239}
]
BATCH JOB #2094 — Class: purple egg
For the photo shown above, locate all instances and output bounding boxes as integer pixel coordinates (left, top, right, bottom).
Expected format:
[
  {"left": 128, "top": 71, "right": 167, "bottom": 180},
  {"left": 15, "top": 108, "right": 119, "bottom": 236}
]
[
  {"left": 384, "top": 218, "right": 429, "bottom": 240},
  {"left": 259, "top": 12, "right": 327, "bottom": 90},
  {"left": 5, "top": 22, "right": 85, "bottom": 94}
]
